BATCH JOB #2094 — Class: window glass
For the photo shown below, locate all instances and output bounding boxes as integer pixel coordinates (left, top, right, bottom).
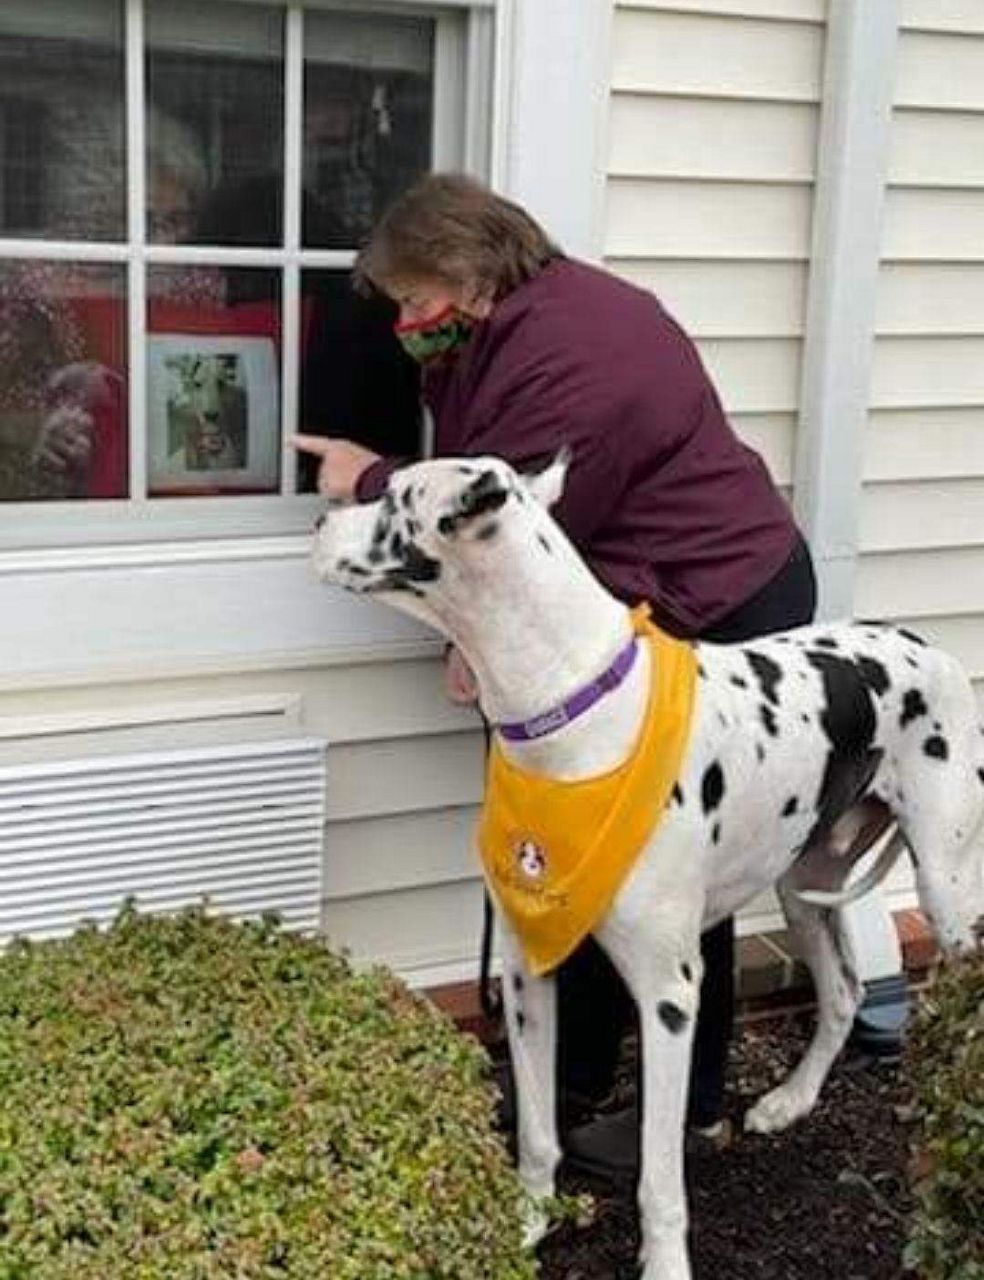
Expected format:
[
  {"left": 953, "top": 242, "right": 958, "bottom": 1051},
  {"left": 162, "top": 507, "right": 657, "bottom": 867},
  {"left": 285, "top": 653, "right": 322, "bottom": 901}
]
[
  {"left": 0, "top": 261, "right": 128, "bottom": 501},
  {"left": 297, "top": 269, "right": 420, "bottom": 493},
  {"left": 0, "top": 1, "right": 125, "bottom": 240},
  {"left": 146, "top": 266, "right": 281, "bottom": 497},
  {"left": 146, "top": 0, "right": 284, "bottom": 247},
  {"left": 303, "top": 12, "right": 434, "bottom": 248}
]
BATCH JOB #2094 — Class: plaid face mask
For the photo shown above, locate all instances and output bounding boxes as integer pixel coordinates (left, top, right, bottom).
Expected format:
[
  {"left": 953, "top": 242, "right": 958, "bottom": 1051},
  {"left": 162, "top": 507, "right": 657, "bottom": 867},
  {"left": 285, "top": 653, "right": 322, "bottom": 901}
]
[{"left": 394, "top": 304, "right": 476, "bottom": 364}]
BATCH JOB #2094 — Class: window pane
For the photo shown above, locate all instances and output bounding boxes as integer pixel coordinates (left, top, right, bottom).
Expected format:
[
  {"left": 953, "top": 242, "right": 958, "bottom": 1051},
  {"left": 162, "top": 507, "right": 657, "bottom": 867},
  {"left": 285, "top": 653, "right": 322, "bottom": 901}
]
[
  {"left": 146, "top": 1, "right": 283, "bottom": 248},
  {"left": 0, "top": 261, "right": 127, "bottom": 502},
  {"left": 0, "top": 1, "right": 125, "bottom": 240},
  {"left": 147, "top": 266, "right": 281, "bottom": 497},
  {"left": 304, "top": 13, "right": 434, "bottom": 249},
  {"left": 297, "top": 269, "right": 421, "bottom": 492}
]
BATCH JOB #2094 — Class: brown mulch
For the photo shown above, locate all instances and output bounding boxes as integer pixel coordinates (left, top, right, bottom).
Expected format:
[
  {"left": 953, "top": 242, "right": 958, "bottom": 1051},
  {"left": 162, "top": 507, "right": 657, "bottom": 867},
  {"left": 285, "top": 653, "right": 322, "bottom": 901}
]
[{"left": 516, "top": 1013, "right": 914, "bottom": 1280}]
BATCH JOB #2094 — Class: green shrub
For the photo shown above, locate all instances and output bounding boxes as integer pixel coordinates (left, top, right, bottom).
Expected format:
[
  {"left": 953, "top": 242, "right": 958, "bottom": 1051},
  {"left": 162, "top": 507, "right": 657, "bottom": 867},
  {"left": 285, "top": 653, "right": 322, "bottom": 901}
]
[
  {"left": 904, "top": 942, "right": 984, "bottom": 1280},
  {"left": 0, "top": 906, "right": 537, "bottom": 1279}
]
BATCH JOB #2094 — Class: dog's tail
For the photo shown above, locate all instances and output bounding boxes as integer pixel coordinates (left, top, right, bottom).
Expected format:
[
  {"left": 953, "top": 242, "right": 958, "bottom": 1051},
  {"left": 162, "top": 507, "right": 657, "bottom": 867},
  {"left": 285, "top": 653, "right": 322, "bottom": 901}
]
[{"left": 793, "top": 825, "right": 907, "bottom": 909}]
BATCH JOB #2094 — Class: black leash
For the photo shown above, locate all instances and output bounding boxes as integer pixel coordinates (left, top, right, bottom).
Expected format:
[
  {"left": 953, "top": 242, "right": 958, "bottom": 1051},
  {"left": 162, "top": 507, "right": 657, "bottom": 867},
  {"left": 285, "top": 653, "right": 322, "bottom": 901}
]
[
  {"left": 478, "top": 717, "right": 503, "bottom": 1020},
  {"left": 479, "top": 889, "right": 503, "bottom": 1019}
]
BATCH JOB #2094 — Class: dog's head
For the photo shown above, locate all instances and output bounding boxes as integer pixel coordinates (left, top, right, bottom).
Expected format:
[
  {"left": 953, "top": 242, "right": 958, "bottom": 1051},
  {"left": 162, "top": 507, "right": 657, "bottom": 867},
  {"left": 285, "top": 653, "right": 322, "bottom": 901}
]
[
  {"left": 311, "top": 453, "right": 569, "bottom": 627},
  {"left": 166, "top": 354, "right": 238, "bottom": 425}
]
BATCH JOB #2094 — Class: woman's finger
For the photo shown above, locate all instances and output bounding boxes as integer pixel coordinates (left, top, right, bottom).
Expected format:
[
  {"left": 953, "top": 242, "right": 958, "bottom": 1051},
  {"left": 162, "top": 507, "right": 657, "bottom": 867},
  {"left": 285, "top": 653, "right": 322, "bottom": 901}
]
[{"left": 288, "top": 433, "right": 333, "bottom": 456}]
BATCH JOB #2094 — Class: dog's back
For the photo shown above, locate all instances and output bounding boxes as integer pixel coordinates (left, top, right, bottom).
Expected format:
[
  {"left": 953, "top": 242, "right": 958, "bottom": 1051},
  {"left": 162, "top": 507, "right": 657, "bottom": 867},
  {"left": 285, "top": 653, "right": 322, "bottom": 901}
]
[{"left": 687, "top": 620, "right": 984, "bottom": 942}]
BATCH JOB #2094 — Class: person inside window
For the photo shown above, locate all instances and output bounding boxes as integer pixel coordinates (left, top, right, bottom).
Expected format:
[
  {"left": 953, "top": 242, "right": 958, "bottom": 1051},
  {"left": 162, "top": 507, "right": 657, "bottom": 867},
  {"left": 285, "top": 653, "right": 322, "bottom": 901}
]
[
  {"left": 0, "top": 112, "right": 215, "bottom": 503},
  {"left": 292, "top": 173, "right": 818, "bottom": 1175},
  {"left": 0, "top": 262, "right": 124, "bottom": 501}
]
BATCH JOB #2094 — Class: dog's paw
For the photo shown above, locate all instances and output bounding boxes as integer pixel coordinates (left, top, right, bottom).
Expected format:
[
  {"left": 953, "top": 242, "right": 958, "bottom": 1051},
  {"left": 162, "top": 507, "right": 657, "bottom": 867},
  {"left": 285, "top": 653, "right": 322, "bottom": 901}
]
[
  {"left": 521, "top": 1200, "right": 550, "bottom": 1250},
  {"left": 637, "top": 1235, "right": 692, "bottom": 1280},
  {"left": 745, "top": 1085, "right": 814, "bottom": 1135}
]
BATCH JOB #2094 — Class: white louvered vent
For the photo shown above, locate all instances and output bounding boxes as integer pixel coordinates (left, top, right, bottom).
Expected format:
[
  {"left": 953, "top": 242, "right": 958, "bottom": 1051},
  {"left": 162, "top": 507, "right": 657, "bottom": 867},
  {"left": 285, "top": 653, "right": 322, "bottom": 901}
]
[{"left": 0, "top": 739, "right": 327, "bottom": 945}]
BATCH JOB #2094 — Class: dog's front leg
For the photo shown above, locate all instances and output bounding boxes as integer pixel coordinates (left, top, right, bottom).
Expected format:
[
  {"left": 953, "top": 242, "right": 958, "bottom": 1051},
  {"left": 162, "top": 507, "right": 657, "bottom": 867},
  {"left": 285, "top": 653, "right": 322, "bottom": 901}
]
[
  {"left": 598, "top": 904, "right": 701, "bottom": 1280},
  {"left": 499, "top": 919, "right": 560, "bottom": 1243},
  {"left": 635, "top": 982, "right": 697, "bottom": 1279}
]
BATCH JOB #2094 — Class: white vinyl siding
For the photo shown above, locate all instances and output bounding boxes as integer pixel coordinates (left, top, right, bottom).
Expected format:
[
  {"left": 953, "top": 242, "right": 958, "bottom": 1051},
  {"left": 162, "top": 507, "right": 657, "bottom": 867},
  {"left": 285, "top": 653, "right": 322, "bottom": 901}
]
[
  {"left": 897, "top": 0, "right": 984, "bottom": 38},
  {"left": 866, "top": 373, "right": 982, "bottom": 889},
  {"left": 605, "top": 1, "right": 827, "bottom": 492},
  {"left": 859, "top": 7, "right": 984, "bottom": 717}
]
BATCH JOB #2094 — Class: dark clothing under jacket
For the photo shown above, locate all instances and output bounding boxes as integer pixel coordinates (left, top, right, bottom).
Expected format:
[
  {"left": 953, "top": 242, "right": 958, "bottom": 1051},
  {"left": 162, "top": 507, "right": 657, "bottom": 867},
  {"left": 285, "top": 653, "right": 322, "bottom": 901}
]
[{"left": 356, "top": 256, "right": 800, "bottom": 637}]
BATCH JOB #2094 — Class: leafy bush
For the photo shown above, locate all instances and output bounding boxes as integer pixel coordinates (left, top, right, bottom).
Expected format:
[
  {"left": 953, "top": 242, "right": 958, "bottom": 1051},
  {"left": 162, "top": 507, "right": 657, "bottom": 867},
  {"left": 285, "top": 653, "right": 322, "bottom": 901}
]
[
  {"left": 0, "top": 906, "right": 537, "bottom": 1279},
  {"left": 904, "top": 942, "right": 984, "bottom": 1280}
]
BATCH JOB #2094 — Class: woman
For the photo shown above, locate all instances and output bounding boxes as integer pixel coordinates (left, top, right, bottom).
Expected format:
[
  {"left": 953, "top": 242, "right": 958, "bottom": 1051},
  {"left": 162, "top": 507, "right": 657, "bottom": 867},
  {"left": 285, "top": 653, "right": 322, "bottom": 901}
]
[{"left": 292, "top": 173, "right": 816, "bottom": 1174}]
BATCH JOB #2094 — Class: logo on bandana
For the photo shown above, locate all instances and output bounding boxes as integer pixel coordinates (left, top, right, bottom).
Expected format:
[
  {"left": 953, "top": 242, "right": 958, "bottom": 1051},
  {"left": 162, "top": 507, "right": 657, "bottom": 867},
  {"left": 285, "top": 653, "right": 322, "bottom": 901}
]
[{"left": 516, "top": 839, "right": 548, "bottom": 881}]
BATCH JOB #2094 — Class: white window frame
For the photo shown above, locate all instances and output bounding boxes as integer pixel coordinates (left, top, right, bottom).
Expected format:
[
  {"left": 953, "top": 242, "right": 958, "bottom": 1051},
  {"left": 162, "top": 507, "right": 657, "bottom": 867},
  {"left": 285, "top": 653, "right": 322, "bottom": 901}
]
[
  {"left": 0, "top": 0, "right": 612, "bottom": 684},
  {"left": 0, "top": 0, "right": 496, "bottom": 552}
]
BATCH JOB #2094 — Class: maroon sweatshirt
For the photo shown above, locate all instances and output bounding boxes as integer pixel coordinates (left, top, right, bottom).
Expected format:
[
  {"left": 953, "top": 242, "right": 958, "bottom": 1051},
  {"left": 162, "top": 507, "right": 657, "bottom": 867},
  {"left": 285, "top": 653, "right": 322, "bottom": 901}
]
[{"left": 356, "top": 257, "right": 799, "bottom": 637}]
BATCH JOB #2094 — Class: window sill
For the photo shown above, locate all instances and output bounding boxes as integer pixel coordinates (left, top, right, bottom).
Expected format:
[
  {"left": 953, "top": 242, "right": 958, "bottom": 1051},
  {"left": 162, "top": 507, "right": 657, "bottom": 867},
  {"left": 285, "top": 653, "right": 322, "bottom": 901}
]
[
  {"left": 0, "top": 492, "right": 325, "bottom": 561},
  {"left": 0, "top": 533, "right": 312, "bottom": 576}
]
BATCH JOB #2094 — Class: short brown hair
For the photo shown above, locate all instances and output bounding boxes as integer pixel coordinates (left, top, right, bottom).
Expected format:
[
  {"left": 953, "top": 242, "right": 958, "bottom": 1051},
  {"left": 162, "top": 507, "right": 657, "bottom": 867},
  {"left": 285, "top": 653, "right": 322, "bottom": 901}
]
[{"left": 354, "top": 173, "right": 562, "bottom": 302}]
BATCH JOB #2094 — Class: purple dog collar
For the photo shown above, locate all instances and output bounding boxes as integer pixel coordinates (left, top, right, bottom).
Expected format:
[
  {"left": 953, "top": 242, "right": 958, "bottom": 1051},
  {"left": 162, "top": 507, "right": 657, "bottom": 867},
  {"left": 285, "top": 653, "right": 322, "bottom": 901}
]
[{"left": 497, "top": 635, "right": 640, "bottom": 742}]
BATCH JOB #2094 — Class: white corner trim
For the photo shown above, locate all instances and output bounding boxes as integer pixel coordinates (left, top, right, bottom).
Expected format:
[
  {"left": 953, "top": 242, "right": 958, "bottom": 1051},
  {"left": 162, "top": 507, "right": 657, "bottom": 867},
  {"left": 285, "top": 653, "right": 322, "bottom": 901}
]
[
  {"left": 495, "top": 0, "right": 613, "bottom": 260},
  {"left": 793, "top": 0, "right": 905, "bottom": 992},
  {"left": 794, "top": 0, "right": 900, "bottom": 621}
]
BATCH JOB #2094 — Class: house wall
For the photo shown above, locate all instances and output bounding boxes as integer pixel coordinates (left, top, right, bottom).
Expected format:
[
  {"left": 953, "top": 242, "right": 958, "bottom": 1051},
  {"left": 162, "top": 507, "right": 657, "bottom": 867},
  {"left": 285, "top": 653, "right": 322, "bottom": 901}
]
[
  {"left": 859, "top": 0, "right": 984, "bottom": 695},
  {"left": 3, "top": 0, "right": 982, "bottom": 981},
  {"left": 0, "top": 0, "right": 495, "bottom": 988},
  {"left": 851, "top": 0, "right": 984, "bottom": 914}
]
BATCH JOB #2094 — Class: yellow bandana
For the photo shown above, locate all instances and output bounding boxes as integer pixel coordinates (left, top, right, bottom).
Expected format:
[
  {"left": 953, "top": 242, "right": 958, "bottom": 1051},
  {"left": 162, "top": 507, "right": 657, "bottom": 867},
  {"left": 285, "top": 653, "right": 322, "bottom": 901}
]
[{"left": 477, "top": 608, "right": 698, "bottom": 976}]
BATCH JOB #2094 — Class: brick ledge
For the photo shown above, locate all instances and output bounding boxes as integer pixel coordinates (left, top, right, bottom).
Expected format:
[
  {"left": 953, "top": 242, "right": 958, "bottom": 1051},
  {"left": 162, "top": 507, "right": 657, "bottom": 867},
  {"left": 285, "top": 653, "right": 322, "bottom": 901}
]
[{"left": 427, "top": 909, "right": 938, "bottom": 1043}]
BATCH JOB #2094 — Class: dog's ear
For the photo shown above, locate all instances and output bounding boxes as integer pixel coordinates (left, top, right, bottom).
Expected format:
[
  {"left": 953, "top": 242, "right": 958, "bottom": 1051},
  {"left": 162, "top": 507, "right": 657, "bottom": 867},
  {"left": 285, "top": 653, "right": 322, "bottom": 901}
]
[
  {"left": 438, "top": 468, "right": 510, "bottom": 536},
  {"left": 524, "top": 447, "right": 570, "bottom": 510},
  {"left": 459, "top": 468, "right": 510, "bottom": 519}
]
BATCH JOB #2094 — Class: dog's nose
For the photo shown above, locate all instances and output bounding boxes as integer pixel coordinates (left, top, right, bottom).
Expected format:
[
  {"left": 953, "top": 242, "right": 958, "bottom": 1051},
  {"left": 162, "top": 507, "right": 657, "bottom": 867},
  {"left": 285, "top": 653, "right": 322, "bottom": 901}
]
[{"left": 313, "top": 513, "right": 326, "bottom": 531}]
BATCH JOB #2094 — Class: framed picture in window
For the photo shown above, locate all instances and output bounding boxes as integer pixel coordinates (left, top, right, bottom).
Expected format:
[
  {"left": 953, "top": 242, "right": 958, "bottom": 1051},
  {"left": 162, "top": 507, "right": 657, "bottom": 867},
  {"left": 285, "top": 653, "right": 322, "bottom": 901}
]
[{"left": 146, "top": 301, "right": 281, "bottom": 497}]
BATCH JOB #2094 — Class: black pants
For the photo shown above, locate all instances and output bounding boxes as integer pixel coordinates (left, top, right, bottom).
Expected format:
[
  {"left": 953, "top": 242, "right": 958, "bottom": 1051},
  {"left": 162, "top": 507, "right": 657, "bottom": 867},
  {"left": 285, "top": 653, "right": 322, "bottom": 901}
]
[{"left": 556, "top": 536, "right": 818, "bottom": 1126}]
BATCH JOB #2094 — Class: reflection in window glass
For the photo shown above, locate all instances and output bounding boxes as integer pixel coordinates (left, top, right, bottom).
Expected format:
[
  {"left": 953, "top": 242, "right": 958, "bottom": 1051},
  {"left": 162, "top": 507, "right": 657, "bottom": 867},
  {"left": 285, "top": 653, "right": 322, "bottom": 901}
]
[
  {"left": 304, "top": 12, "right": 434, "bottom": 249},
  {"left": 146, "top": 266, "right": 281, "bottom": 497},
  {"left": 297, "top": 270, "right": 421, "bottom": 493},
  {"left": 0, "top": 1, "right": 125, "bottom": 240},
  {"left": 146, "top": 1, "right": 283, "bottom": 247},
  {"left": 0, "top": 261, "right": 127, "bottom": 501}
]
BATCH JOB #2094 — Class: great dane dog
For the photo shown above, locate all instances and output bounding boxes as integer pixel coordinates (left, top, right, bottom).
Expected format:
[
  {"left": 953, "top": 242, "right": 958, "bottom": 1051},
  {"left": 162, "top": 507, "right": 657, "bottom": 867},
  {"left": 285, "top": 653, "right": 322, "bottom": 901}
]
[{"left": 312, "top": 454, "right": 984, "bottom": 1280}]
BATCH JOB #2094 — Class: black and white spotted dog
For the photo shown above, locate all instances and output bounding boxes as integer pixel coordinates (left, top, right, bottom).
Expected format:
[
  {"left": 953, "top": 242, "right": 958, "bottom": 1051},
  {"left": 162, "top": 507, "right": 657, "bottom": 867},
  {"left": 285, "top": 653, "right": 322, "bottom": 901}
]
[{"left": 313, "top": 455, "right": 984, "bottom": 1280}]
